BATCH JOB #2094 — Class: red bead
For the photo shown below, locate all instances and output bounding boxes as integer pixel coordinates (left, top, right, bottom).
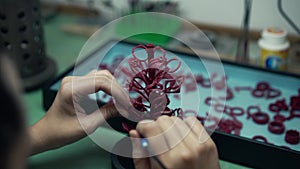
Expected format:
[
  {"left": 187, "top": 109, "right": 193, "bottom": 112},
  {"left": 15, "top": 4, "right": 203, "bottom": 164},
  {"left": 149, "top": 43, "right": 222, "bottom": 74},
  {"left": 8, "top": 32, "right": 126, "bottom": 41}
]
[
  {"left": 285, "top": 130, "right": 300, "bottom": 145},
  {"left": 268, "top": 121, "right": 285, "bottom": 134},
  {"left": 269, "top": 103, "right": 281, "bottom": 113},
  {"left": 247, "top": 105, "right": 269, "bottom": 124},
  {"left": 252, "top": 112, "right": 270, "bottom": 124}
]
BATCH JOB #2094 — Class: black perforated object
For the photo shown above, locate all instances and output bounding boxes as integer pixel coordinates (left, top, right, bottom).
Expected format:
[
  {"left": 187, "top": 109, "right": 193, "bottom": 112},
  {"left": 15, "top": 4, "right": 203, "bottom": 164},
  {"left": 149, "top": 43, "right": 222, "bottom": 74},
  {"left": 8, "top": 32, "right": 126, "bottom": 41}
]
[{"left": 0, "top": 0, "right": 56, "bottom": 90}]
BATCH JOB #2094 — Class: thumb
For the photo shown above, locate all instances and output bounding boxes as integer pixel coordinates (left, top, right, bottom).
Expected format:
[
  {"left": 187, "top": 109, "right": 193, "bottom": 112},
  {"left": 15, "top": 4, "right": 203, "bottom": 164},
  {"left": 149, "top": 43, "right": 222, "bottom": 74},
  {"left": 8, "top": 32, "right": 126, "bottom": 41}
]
[
  {"left": 98, "top": 103, "right": 120, "bottom": 120},
  {"left": 80, "top": 103, "right": 119, "bottom": 134},
  {"left": 129, "top": 130, "right": 151, "bottom": 169}
]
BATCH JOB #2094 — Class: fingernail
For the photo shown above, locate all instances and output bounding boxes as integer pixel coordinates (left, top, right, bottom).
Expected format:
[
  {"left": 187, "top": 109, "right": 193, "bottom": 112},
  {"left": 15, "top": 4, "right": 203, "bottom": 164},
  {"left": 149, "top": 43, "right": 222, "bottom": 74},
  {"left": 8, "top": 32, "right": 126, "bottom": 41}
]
[{"left": 139, "top": 119, "right": 154, "bottom": 124}]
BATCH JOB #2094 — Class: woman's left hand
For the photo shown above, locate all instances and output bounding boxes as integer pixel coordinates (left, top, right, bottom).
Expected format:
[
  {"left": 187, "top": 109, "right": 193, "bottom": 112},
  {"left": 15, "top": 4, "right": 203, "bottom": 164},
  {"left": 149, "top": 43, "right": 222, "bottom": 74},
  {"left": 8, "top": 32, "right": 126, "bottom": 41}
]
[{"left": 30, "top": 70, "right": 128, "bottom": 155}]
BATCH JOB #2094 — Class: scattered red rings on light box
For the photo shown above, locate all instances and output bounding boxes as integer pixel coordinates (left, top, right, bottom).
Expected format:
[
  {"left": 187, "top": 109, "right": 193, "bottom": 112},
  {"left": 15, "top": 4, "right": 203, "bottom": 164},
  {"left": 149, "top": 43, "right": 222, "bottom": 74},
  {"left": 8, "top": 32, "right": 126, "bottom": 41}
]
[{"left": 98, "top": 43, "right": 300, "bottom": 150}]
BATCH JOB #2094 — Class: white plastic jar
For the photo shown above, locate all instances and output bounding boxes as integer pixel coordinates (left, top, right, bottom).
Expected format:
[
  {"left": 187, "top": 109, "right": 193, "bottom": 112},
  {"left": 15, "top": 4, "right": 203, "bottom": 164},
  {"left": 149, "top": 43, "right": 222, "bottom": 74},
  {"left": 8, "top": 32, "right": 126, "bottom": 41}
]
[{"left": 258, "top": 27, "right": 290, "bottom": 70}]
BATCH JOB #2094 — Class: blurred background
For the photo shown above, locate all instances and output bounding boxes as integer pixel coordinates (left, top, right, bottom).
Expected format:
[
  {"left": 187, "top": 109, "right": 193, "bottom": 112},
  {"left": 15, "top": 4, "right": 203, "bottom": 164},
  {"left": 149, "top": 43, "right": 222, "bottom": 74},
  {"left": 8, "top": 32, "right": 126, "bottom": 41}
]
[
  {"left": 0, "top": 0, "right": 299, "bottom": 169},
  {"left": 38, "top": 0, "right": 300, "bottom": 74}
]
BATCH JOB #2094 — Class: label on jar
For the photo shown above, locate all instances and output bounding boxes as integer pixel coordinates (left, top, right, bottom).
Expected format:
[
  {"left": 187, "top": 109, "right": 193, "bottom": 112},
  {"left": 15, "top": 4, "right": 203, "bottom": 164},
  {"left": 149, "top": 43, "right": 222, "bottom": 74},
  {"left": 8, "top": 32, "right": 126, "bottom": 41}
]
[{"left": 260, "top": 48, "right": 288, "bottom": 70}]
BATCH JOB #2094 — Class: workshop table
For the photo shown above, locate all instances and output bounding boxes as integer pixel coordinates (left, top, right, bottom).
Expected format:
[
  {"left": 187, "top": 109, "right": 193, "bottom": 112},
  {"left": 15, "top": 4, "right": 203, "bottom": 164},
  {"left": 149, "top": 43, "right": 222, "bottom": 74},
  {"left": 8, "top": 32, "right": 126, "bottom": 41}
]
[{"left": 27, "top": 13, "right": 250, "bottom": 169}]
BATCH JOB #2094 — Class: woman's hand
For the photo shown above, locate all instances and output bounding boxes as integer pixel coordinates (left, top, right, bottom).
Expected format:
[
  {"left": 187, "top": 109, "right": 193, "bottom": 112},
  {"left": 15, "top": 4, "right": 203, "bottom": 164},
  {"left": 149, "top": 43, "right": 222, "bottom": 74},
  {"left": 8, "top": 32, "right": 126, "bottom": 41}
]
[
  {"left": 130, "top": 116, "right": 220, "bottom": 169},
  {"left": 30, "top": 70, "right": 128, "bottom": 155}
]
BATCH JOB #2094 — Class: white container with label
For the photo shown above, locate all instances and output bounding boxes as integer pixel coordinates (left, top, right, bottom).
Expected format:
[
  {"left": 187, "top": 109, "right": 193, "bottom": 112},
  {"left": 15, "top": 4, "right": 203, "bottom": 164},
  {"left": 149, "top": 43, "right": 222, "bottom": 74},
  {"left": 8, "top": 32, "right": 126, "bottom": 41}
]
[{"left": 258, "top": 27, "right": 290, "bottom": 70}]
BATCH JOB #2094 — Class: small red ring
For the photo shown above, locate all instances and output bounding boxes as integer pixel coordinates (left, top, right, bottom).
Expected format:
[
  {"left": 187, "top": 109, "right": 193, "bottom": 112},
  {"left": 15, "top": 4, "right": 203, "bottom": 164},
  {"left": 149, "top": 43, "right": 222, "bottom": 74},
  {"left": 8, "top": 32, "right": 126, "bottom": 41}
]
[
  {"left": 273, "top": 114, "right": 286, "bottom": 122},
  {"left": 269, "top": 103, "right": 280, "bottom": 113},
  {"left": 252, "top": 112, "right": 269, "bottom": 124},
  {"left": 256, "top": 82, "right": 270, "bottom": 90},
  {"left": 285, "top": 130, "right": 300, "bottom": 145},
  {"left": 252, "top": 135, "right": 268, "bottom": 143},
  {"left": 246, "top": 105, "right": 261, "bottom": 119},
  {"left": 204, "top": 97, "right": 218, "bottom": 106},
  {"left": 252, "top": 89, "right": 265, "bottom": 98},
  {"left": 268, "top": 121, "right": 285, "bottom": 134}
]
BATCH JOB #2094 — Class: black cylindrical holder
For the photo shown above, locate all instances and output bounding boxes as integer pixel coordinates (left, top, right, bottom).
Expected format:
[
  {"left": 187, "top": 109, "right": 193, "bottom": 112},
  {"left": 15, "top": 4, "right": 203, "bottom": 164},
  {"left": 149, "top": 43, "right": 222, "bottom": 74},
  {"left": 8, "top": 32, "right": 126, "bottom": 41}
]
[{"left": 0, "top": 0, "right": 56, "bottom": 90}]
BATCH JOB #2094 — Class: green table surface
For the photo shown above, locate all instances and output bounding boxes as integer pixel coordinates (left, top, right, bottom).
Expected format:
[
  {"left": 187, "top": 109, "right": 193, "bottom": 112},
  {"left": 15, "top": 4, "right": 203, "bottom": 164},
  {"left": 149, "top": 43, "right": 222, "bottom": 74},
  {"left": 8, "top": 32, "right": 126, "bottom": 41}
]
[{"left": 26, "top": 13, "right": 250, "bottom": 169}]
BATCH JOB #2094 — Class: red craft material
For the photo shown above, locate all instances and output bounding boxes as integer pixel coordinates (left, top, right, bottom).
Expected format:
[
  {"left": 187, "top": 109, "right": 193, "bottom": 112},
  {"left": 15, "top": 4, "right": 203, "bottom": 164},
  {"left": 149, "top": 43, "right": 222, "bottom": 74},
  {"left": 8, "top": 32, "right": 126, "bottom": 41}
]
[
  {"left": 247, "top": 105, "right": 269, "bottom": 124},
  {"left": 212, "top": 75, "right": 227, "bottom": 90},
  {"left": 195, "top": 74, "right": 211, "bottom": 88},
  {"left": 183, "top": 74, "right": 197, "bottom": 93},
  {"left": 219, "top": 87, "right": 234, "bottom": 100},
  {"left": 285, "top": 130, "right": 300, "bottom": 145},
  {"left": 273, "top": 114, "right": 286, "bottom": 122},
  {"left": 216, "top": 117, "right": 242, "bottom": 135},
  {"left": 121, "top": 44, "right": 184, "bottom": 131},
  {"left": 252, "top": 112, "right": 270, "bottom": 124},
  {"left": 268, "top": 121, "right": 285, "bottom": 134},
  {"left": 252, "top": 135, "right": 268, "bottom": 143},
  {"left": 269, "top": 99, "right": 289, "bottom": 113},
  {"left": 252, "top": 82, "right": 281, "bottom": 99},
  {"left": 197, "top": 111, "right": 242, "bottom": 135},
  {"left": 195, "top": 73, "right": 227, "bottom": 90},
  {"left": 205, "top": 97, "right": 244, "bottom": 118},
  {"left": 287, "top": 93, "right": 300, "bottom": 120}
]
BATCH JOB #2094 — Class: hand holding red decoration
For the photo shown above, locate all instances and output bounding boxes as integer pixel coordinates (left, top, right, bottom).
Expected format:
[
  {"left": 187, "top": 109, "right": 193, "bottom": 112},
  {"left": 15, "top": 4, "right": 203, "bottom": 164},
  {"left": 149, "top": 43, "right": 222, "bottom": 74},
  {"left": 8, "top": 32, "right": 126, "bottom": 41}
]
[{"left": 30, "top": 70, "right": 129, "bottom": 155}]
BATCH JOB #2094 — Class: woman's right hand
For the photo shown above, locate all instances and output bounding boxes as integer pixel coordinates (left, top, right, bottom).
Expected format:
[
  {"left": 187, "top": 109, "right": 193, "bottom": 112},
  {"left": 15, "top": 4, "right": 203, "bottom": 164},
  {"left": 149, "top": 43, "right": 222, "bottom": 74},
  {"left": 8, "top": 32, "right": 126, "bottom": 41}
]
[{"left": 130, "top": 116, "right": 220, "bottom": 169}]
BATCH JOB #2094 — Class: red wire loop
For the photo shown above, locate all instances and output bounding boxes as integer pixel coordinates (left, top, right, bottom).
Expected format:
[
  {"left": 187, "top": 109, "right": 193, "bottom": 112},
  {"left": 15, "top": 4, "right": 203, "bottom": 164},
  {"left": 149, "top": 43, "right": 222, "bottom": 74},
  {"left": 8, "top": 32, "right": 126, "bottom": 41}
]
[
  {"left": 252, "top": 82, "right": 281, "bottom": 99},
  {"left": 205, "top": 97, "right": 244, "bottom": 118},
  {"left": 195, "top": 74, "right": 211, "bottom": 88},
  {"left": 123, "top": 44, "right": 184, "bottom": 129},
  {"left": 246, "top": 105, "right": 269, "bottom": 124}
]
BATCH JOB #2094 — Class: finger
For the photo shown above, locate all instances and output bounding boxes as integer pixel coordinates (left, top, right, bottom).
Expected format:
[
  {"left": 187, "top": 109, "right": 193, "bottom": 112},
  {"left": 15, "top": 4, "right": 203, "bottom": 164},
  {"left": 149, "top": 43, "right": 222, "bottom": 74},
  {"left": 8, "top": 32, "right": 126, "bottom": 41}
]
[
  {"left": 184, "top": 116, "right": 210, "bottom": 143},
  {"left": 72, "top": 70, "right": 132, "bottom": 113},
  {"left": 170, "top": 117, "right": 199, "bottom": 153},
  {"left": 155, "top": 116, "right": 195, "bottom": 168},
  {"left": 87, "top": 69, "right": 98, "bottom": 75},
  {"left": 80, "top": 103, "right": 119, "bottom": 134},
  {"left": 129, "top": 130, "right": 151, "bottom": 169},
  {"left": 136, "top": 119, "right": 170, "bottom": 155},
  {"left": 92, "top": 70, "right": 132, "bottom": 112},
  {"left": 72, "top": 70, "right": 114, "bottom": 96},
  {"left": 155, "top": 116, "right": 184, "bottom": 150}
]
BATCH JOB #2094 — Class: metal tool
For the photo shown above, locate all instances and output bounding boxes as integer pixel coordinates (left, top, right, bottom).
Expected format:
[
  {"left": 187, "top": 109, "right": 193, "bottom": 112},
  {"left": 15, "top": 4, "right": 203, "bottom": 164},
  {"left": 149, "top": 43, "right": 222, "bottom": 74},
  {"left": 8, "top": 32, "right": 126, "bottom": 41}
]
[{"left": 141, "top": 138, "right": 168, "bottom": 169}]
